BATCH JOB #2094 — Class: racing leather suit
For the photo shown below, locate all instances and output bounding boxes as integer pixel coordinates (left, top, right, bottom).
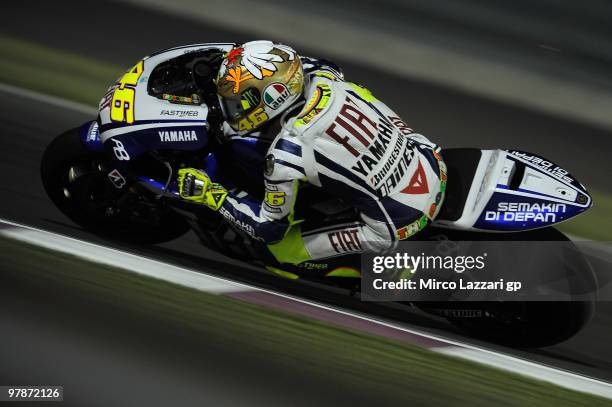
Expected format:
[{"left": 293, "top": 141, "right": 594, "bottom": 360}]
[{"left": 215, "top": 71, "right": 446, "bottom": 265}]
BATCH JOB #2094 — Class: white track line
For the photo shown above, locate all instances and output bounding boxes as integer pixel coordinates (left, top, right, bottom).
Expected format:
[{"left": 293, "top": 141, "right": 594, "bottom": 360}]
[
  {"left": 437, "top": 347, "right": 612, "bottom": 399},
  {"left": 1, "top": 218, "right": 612, "bottom": 399},
  {"left": 0, "top": 221, "right": 247, "bottom": 294},
  {"left": 0, "top": 82, "right": 97, "bottom": 116}
]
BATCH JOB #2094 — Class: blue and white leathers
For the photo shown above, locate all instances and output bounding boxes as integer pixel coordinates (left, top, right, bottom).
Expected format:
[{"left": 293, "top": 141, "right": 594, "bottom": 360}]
[{"left": 217, "top": 71, "right": 446, "bottom": 264}]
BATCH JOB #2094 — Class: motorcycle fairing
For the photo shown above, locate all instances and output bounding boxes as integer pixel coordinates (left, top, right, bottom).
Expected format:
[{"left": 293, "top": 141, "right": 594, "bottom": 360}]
[
  {"left": 79, "top": 120, "right": 104, "bottom": 151},
  {"left": 100, "top": 119, "right": 209, "bottom": 161},
  {"left": 97, "top": 43, "right": 235, "bottom": 161},
  {"left": 434, "top": 149, "right": 592, "bottom": 232}
]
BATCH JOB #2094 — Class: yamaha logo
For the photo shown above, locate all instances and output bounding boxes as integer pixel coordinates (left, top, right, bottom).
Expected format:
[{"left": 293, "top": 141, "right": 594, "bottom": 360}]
[{"left": 158, "top": 130, "right": 198, "bottom": 142}]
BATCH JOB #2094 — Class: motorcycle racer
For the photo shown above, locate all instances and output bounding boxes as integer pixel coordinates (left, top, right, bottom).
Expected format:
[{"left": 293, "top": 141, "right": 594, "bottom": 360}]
[{"left": 178, "top": 40, "right": 447, "bottom": 265}]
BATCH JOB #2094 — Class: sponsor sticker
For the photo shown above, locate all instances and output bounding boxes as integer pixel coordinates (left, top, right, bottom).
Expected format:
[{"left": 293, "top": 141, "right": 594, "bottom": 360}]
[
  {"left": 328, "top": 229, "right": 363, "bottom": 254},
  {"left": 107, "top": 169, "right": 126, "bottom": 189},
  {"left": 240, "top": 88, "right": 261, "bottom": 111},
  {"left": 396, "top": 215, "right": 428, "bottom": 240},
  {"left": 110, "top": 138, "right": 130, "bottom": 161},
  {"left": 160, "top": 110, "right": 199, "bottom": 117},
  {"left": 299, "top": 262, "right": 329, "bottom": 270},
  {"left": 87, "top": 122, "right": 99, "bottom": 142},
  {"left": 162, "top": 93, "right": 200, "bottom": 105},
  {"left": 485, "top": 202, "right": 567, "bottom": 223},
  {"left": 401, "top": 160, "right": 429, "bottom": 195},
  {"left": 263, "top": 83, "right": 291, "bottom": 110},
  {"left": 219, "top": 207, "right": 264, "bottom": 241},
  {"left": 508, "top": 151, "right": 574, "bottom": 184},
  {"left": 295, "top": 83, "right": 331, "bottom": 127},
  {"left": 158, "top": 130, "right": 199, "bottom": 142}
]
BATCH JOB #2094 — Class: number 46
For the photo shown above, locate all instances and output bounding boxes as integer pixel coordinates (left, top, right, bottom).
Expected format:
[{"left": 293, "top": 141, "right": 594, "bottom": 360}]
[
  {"left": 238, "top": 108, "right": 269, "bottom": 131},
  {"left": 110, "top": 60, "right": 144, "bottom": 124}
]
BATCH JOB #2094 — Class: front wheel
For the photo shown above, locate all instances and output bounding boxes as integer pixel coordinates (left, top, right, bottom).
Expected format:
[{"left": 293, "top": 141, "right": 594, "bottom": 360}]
[{"left": 40, "top": 127, "right": 190, "bottom": 244}]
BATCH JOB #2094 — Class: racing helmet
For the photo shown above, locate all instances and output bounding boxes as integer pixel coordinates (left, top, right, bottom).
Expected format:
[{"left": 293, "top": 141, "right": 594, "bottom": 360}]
[{"left": 216, "top": 40, "right": 304, "bottom": 134}]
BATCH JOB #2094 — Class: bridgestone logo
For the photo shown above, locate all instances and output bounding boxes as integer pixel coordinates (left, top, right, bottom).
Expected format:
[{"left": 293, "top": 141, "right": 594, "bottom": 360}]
[{"left": 158, "top": 130, "right": 198, "bottom": 142}]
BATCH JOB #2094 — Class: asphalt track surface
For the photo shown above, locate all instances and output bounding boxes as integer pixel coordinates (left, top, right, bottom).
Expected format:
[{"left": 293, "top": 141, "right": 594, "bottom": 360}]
[{"left": 2, "top": 0, "right": 612, "bottom": 402}]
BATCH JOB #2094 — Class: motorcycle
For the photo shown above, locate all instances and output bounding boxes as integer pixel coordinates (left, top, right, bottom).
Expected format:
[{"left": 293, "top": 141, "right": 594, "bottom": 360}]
[{"left": 41, "top": 43, "right": 596, "bottom": 347}]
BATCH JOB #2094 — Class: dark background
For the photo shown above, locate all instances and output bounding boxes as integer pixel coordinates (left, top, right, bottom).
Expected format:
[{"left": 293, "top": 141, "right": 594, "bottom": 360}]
[{"left": 1, "top": 1, "right": 612, "bottom": 405}]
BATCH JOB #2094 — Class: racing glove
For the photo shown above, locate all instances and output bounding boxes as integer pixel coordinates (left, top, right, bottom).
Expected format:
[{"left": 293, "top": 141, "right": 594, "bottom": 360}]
[{"left": 177, "top": 168, "right": 228, "bottom": 211}]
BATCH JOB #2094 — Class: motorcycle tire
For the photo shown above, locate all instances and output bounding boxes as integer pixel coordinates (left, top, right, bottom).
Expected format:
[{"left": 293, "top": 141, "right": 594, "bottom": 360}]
[
  {"left": 40, "top": 127, "right": 190, "bottom": 244},
  {"left": 432, "top": 227, "right": 596, "bottom": 347}
]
